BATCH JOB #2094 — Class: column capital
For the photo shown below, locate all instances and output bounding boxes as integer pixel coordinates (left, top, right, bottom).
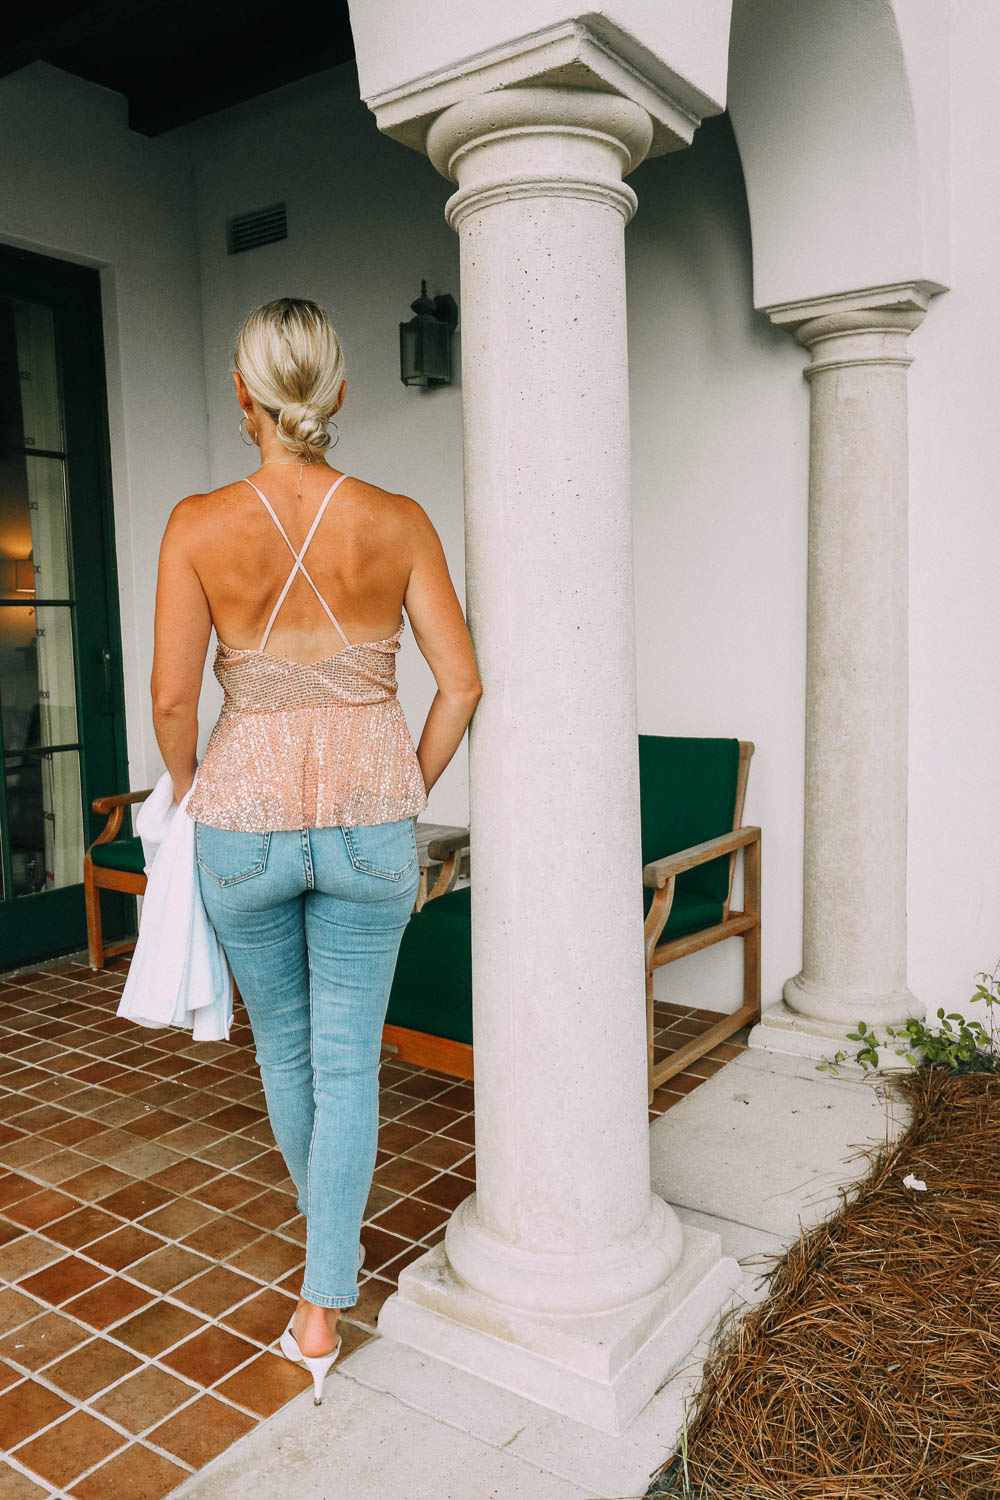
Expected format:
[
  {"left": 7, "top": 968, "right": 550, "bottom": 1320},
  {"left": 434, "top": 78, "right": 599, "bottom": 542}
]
[
  {"left": 764, "top": 281, "right": 934, "bottom": 331},
  {"left": 426, "top": 87, "right": 654, "bottom": 230},
  {"left": 764, "top": 283, "right": 931, "bottom": 379},
  {"left": 363, "top": 18, "right": 712, "bottom": 160}
]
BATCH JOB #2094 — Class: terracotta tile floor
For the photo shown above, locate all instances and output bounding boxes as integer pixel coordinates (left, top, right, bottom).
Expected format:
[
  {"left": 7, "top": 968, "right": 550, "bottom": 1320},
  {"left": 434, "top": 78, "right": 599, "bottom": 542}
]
[{"left": 0, "top": 952, "right": 747, "bottom": 1498}]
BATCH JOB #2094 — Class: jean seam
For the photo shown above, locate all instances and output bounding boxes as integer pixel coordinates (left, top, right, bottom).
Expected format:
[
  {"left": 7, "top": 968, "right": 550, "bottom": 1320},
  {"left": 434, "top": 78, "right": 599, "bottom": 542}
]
[
  {"left": 303, "top": 940, "right": 316, "bottom": 1237},
  {"left": 300, "top": 942, "right": 359, "bottom": 1308}
]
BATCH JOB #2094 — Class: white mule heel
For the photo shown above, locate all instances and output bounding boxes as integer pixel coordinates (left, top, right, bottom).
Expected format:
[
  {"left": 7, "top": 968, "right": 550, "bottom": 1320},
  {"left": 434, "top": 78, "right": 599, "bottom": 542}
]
[
  {"left": 279, "top": 1320, "right": 342, "bottom": 1405},
  {"left": 279, "top": 1242, "right": 366, "bottom": 1404}
]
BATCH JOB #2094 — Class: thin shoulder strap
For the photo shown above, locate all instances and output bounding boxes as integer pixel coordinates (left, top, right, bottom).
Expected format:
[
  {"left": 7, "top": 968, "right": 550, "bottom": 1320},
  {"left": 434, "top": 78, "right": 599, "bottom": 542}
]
[{"left": 244, "top": 475, "right": 352, "bottom": 651}]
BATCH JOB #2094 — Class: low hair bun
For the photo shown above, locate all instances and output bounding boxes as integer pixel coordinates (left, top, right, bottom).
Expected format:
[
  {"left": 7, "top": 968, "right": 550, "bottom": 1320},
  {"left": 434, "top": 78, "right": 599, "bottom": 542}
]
[
  {"left": 276, "top": 401, "right": 331, "bottom": 458},
  {"left": 233, "top": 297, "right": 345, "bottom": 461}
]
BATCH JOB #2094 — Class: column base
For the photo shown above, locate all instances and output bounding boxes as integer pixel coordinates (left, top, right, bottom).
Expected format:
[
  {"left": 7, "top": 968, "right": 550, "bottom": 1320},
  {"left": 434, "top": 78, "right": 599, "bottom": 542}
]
[
  {"left": 781, "top": 971, "right": 922, "bottom": 1028},
  {"left": 749, "top": 998, "right": 920, "bottom": 1071},
  {"left": 376, "top": 1226, "right": 743, "bottom": 1435}
]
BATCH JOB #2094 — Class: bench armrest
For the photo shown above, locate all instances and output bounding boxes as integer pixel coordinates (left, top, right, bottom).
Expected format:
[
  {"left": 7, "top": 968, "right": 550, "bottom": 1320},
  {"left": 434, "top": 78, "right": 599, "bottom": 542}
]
[
  {"left": 642, "top": 826, "right": 761, "bottom": 889},
  {"left": 426, "top": 830, "right": 470, "bottom": 861},
  {"left": 90, "top": 788, "right": 154, "bottom": 847},
  {"left": 415, "top": 829, "right": 471, "bottom": 910},
  {"left": 91, "top": 789, "right": 155, "bottom": 815}
]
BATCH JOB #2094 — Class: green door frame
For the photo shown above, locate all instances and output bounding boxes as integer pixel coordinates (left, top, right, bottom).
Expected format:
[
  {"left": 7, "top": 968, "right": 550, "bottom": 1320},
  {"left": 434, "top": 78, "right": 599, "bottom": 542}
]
[{"left": 0, "top": 243, "right": 133, "bottom": 968}]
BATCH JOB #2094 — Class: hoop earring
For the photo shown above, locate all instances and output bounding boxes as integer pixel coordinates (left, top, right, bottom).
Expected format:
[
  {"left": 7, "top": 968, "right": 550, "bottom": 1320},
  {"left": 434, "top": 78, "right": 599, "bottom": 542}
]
[
  {"left": 239, "top": 413, "right": 258, "bottom": 447},
  {"left": 328, "top": 419, "right": 340, "bottom": 450}
]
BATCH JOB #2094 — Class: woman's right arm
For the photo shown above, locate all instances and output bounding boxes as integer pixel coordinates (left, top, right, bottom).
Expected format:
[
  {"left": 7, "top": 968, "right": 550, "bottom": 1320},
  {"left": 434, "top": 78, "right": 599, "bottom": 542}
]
[{"left": 403, "top": 505, "right": 482, "bottom": 796}]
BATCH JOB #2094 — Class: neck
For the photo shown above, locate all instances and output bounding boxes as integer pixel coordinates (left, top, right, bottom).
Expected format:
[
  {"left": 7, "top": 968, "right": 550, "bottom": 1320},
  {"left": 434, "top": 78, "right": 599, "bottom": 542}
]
[{"left": 257, "top": 435, "right": 301, "bottom": 466}]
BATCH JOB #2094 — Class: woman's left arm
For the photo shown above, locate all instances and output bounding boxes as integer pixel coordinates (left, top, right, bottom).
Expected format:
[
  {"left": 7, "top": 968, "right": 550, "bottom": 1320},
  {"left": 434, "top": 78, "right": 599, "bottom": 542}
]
[{"left": 151, "top": 498, "right": 213, "bottom": 803}]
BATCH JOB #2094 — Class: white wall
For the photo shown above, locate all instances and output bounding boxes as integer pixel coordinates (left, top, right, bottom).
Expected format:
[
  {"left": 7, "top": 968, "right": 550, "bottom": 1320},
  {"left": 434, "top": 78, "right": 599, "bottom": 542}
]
[
  {"left": 0, "top": 63, "right": 210, "bottom": 787},
  {"left": 628, "top": 115, "right": 808, "bottom": 1016},
  {"left": 906, "top": 0, "right": 1000, "bottom": 1022},
  {"left": 350, "top": 0, "right": 732, "bottom": 118},
  {"left": 728, "top": 0, "right": 948, "bottom": 310}
]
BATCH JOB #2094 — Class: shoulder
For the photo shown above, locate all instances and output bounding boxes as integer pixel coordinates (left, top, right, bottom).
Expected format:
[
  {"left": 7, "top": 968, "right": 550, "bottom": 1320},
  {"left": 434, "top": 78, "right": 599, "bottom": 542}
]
[
  {"left": 161, "top": 481, "right": 248, "bottom": 549},
  {"left": 344, "top": 474, "right": 440, "bottom": 558},
  {"left": 347, "top": 477, "right": 439, "bottom": 543}
]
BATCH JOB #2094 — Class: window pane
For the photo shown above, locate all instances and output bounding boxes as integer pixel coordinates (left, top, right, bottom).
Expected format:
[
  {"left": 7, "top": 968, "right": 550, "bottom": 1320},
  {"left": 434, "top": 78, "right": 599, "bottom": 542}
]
[
  {"left": 5, "top": 749, "right": 84, "bottom": 895},
  {"left": 0, "top": 298, "right": 65, "bottom": 454},
  {"left": 0, "top": 604, "right": 78, "bottom": 750},
  {"left": 0, "top": 451, "right": 71, "bottom": 601}
]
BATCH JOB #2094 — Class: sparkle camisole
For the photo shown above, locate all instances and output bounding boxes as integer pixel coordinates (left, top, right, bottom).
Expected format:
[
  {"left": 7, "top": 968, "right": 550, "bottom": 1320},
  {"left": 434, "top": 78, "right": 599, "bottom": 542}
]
[{"left": 185, "top": 474, "right": 428, "bottom": 833}]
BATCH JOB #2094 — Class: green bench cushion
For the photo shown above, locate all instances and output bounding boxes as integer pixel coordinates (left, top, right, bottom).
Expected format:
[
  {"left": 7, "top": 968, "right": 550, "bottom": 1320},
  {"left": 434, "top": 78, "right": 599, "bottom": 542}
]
[
  {"left": 388, "top": 886, "right": 474, "bottom": 1045},
  {"left": 638, "top": 735, "right": 740, "bottom": 907},
  {"left": 89, "top": 836, "right": 146, "bottom": 876},
  {"left": 388, "top": 877, "right": 728, "bottom": 1047}
]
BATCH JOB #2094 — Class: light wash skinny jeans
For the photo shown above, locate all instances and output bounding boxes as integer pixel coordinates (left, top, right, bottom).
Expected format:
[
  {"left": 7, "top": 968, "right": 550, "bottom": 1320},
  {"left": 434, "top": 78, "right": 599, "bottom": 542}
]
[{"left": 195, "top": 816, "right": 419, "bottom": 1309}]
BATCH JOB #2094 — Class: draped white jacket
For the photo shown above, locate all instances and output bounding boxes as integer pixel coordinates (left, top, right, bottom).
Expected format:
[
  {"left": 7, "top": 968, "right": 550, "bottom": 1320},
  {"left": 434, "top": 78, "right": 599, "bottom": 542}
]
[{"left": 117, "top": 770, "right": 233, "bottom": 1041}]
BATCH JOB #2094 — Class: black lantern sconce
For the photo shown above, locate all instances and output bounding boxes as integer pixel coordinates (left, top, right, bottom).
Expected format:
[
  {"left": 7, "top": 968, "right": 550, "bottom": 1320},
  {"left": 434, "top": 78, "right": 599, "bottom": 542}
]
[{"left": 399, "top": 280, "right": 458, "bottom": 388}]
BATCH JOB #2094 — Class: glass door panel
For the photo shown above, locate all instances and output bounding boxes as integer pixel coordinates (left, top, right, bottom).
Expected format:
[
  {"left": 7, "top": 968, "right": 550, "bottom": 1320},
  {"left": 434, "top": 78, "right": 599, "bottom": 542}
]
[
  {"left": 0, "top": 246, "right": 128, "bottom": 966},
  {"left": 5, "top": 750, "right": 84, "bottom": 898},
  {"left": 1, "top": 606, "right": 80, "bottom": 750}
]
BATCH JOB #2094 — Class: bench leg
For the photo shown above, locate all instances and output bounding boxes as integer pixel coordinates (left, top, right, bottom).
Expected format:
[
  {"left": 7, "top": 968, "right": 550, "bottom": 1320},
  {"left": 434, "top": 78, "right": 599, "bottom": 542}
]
[
  {"left": 646, "top": 969, "right": 656, "bottom": 1106},
  {"left": 742, "top": 835, "right": 762, "bottom": 1021},
  {"left": 84, "top": 859, "right": 104, "bottom": 970}
]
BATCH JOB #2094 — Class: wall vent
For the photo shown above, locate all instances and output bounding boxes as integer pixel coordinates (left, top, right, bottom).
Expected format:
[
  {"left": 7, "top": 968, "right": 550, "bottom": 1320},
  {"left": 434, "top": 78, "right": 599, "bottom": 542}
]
[{"left": 227, "top": 203, "right": 288, "bottom": 255}]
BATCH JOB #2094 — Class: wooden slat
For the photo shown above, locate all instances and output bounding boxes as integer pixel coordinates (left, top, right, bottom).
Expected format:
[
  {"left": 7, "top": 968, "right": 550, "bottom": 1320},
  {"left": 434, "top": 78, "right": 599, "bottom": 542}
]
[
  {"left": 381, "top": 1024, "right": 474, "bottom": 1081},
  {"left": 643, "top": 826, "right": 761, "bottom": 888},
  {"left": 742, "top": 834, "right": 762, "bottom": 1014},
  {"left": 89, "top": 867, "right": 147, "bottom": 895},
  {"left": 100, "top": 937, "right": 139, "bottom": 961},
  {"left": 722, "top": 742, "right": 755, "bottom": 919},
  {"left": 651, "top": 999, "right": 760, "bottom": 1090},
  {"left": 651, "top": 911, "right": 758, "bottom": 967}
]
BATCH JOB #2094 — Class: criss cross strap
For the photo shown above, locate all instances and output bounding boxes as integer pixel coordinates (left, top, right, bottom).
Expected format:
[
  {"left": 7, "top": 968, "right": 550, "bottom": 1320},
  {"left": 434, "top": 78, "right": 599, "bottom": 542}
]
[{"left": 244, "top": 475, "right": 351, "bottom": 651}]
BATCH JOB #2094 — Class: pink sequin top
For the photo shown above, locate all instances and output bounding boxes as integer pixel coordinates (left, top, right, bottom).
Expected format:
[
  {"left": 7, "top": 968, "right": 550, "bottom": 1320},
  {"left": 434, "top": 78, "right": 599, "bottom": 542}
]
[{"left": 184, "top": 474, "right": 428, "bottom": 833}]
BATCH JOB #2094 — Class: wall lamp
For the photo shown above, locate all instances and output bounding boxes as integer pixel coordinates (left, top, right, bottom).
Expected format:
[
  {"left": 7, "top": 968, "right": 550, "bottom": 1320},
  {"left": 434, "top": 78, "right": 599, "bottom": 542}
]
[{"left": 399, "top": 280, "right": 458, "bottom": 388}]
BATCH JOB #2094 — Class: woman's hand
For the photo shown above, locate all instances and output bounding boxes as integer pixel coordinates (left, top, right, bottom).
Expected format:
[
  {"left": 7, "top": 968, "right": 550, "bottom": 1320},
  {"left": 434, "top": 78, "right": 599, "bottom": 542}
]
[{"left": 403, "top": 504, "right": 482, "bottom": 796}]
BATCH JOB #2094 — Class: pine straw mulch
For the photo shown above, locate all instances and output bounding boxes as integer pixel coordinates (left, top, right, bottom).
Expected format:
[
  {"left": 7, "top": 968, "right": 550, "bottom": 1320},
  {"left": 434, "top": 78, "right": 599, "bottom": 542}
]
[{"left": 653, "top": 1068, "right": 1000, "bottom": 1500}]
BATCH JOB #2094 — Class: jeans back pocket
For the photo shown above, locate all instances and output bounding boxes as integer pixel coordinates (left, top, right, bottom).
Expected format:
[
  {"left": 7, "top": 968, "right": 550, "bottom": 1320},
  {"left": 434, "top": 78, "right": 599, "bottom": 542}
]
[
  {"left": 196, "top": 825, "right": 271, "bottom": 886},
  {"left": 341, "top": 818, "right": 417, "bottom": 881}
]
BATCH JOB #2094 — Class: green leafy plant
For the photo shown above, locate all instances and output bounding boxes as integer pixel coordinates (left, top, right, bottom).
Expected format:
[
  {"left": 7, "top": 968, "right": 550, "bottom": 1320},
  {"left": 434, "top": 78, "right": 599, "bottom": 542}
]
[{"left": 817, "top": 961, "right": 1000, "bottom": 1076}]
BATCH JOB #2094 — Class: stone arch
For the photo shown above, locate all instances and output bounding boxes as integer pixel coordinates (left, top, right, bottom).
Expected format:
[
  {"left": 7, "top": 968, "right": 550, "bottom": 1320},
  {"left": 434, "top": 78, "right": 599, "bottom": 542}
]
[{"left": 726, "top": 0, "right": 949, "bottom": 310}]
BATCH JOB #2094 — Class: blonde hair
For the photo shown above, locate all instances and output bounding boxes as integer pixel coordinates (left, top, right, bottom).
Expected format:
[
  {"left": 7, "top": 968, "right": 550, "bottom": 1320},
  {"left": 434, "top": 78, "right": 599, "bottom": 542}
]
[{"left": 234, "top": 297, "right": 345, "bottom": 459}]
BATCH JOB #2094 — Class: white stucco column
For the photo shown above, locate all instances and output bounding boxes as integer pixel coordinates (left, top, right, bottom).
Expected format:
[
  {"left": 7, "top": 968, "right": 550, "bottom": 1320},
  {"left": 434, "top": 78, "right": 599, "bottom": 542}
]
[
  {"left": 434, "top": 88, "right": 669, "bottom": 1310},
  {"left": 752, "top": 286, "right": 928, "bottom": 1056},
  {"left": 377, "top": 86, "right": 741, "bottom": 1433}
]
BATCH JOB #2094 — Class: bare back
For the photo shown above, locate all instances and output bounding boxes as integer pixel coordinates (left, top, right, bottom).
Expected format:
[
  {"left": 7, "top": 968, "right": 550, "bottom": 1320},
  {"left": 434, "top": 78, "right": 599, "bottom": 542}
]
[{"left": 187, "top": 468, "right": 415, "bottom": 666}]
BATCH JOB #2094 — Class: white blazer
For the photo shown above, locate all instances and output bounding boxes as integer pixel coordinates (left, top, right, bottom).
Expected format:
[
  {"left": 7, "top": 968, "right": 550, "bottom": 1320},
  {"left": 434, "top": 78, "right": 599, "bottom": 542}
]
[{"left": 116, "top": 770, "right": 234, "bottom": 1041}]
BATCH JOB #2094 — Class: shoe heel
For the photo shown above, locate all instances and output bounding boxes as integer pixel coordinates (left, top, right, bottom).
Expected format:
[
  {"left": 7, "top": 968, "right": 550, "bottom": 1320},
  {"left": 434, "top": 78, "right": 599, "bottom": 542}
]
[{"left": 279, "top": 1320, "right": 342, "bottom": 1405}]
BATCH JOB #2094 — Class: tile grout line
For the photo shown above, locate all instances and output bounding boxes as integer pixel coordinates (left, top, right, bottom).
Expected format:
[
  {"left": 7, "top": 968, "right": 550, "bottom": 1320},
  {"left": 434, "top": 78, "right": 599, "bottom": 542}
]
[{"left": 2, "top": 956, "right": 742, "bottom": 1499}]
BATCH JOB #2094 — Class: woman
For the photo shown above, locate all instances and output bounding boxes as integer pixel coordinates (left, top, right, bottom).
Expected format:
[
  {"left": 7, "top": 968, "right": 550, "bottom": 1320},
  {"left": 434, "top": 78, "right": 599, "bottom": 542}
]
[{"left": 150, "top": 296, "right": 481, "bottom": 1400}]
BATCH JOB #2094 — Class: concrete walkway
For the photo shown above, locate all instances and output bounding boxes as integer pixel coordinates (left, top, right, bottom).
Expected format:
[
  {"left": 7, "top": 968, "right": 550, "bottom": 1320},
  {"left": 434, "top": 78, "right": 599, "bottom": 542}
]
[{"left": 173, "top": 1049, "right": 911, "bottom": 1500}]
